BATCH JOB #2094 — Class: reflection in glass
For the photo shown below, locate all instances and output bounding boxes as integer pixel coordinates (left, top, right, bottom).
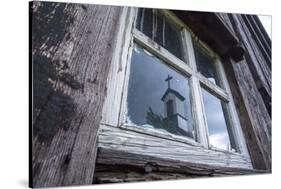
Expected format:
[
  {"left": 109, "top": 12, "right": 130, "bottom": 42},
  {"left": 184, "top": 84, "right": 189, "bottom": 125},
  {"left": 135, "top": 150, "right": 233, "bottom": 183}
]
[
  {"left": 193, "top": 42, "right": 220, "bottom": 86},
  {"left": 201, "top": 88, "right": 235, "bottom": 151},
  {"left": 126, "top": 44, "right": 195, "bottom": 139},
  {"left": 136, "top": 8, "right": 185, "bottom": 62}
]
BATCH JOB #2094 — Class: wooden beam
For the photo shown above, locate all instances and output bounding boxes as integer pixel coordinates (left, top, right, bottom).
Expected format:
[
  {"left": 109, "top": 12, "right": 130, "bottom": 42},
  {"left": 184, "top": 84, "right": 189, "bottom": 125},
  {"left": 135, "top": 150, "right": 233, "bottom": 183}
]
[
  {"left": 31, "top": 2, "right": 123, "bottom": 187},
  {"left": 222, "top": 58, "right": 268, "bottom": 170},
  {"left": 94, "top": 148, "right": 265, "bottom": 183},
  {"left": 227, "top": 58, "right": 271, "bottom": 171},
  {"left": 98, "top": 124, "right": 252, "bottom": 169},
  {"left": 172, "top": 10, "right": 245, "bottom": 61}
]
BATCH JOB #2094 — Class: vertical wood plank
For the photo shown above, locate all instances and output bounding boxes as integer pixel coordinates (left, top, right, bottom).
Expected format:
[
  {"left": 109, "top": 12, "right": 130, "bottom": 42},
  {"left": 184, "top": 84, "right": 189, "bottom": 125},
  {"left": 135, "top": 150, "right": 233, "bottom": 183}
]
[
  {"left": 228, "top": 14, "right": 271, "bottom": 171},
  {"left": 31, "top": 2, "right": 123, "bottom": 187},
  {"left": 101, "top": 7, "right": 137, "bottom": 126}
]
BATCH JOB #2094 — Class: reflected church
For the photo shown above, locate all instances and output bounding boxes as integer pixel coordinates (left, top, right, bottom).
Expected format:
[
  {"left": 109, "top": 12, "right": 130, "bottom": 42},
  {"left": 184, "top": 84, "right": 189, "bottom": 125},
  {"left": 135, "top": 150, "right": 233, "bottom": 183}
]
[
  {"left": 128, "top": 44, "right": 194, "bottom": 140},
  {"left": 161, "top": 75, "right": 193, "bottom": 138}
]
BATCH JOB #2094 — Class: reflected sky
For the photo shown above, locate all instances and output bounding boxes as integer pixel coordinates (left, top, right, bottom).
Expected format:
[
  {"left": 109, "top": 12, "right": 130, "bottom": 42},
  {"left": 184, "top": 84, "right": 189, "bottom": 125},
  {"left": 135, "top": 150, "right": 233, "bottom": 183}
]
[
  {"left": 127, "top": 44, "right": 194, "bottom": 138},
  {"left": 201, "top": 88, "right": 233, "bottom": 151}
]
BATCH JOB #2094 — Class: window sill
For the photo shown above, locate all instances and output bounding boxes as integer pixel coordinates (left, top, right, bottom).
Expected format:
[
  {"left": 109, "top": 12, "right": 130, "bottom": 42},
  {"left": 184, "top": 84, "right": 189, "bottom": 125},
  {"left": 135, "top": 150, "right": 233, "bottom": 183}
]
[
  {"left": 121, "top": 123, "right": 244, "bottom": 157},
  {"left": 98, "top": 124, "right": 253, "bottom": 170}
]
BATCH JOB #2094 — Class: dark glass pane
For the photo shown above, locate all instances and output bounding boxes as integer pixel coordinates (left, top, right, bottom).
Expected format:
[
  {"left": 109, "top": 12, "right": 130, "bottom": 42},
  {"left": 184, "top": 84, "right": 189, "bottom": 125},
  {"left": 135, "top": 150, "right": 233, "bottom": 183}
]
[
  {"left": 127, "top": 44, "right": 195, "bottom": 139},
  {"left": 136, "top": 8, "right": 185, "bottom": 62},
  {"left": 164, "top": 18, "right": 184, "bottom": 60},
  {"left": 201, "top": 88, "right": 235, "bottom": 151},
  {"left": 193, "top": 42, "right": 221, "bottom": 86},
  {"left": 136, "top": 8, "right": 153, "bottom": 39}
]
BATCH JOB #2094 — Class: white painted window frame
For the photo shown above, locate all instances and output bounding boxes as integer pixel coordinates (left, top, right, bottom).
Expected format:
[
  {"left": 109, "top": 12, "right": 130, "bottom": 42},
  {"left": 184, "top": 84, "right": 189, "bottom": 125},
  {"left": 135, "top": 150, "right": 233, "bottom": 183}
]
[{"left": 100, "top": 7, "right": 251, "bottom": 168}]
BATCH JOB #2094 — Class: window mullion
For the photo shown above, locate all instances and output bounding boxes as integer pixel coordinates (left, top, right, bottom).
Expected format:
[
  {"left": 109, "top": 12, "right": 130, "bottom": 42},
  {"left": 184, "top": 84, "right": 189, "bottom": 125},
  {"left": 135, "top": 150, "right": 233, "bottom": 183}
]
[
  {"left": 190, "top": 77, "right": 209, "bottom": 147},
  {"left": 183, "top": 29, "right": 209, "bottom": 148}
]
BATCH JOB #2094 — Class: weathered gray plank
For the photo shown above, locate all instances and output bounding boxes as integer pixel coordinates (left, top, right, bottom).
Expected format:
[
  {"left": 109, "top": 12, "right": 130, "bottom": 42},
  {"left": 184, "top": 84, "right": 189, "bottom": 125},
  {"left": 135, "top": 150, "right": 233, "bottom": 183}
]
[
  {"left": 239, "top": 15, "right": 272, "bottom": 115},
  {"left": 227, "top": 14, "right": 271, "bottom": 171},
  {"left": 101, "top": 7, "right": 137, "bottom": 126},
  {"left": 222, "top": 58, "right": 267, "bottom": 170},
  {"left": 229, "top": 15, "right": 271, "bottom": 100},
  {"left": 94, "top": 148, "right": 264, "bottom": 183},
  {"left": 31, "top": 1, "right": 122, "bottom": 187},
  {"left": 98, "top": 124, "right": 252, "bottom": 169},
  {"left": 215, "top": 13, "right": 235, "bottom": 35},
  {"left": 242, "top": 15, "right": 271, "bottom": 66},
  {"left": 238, "top": 15, "right": 271, "bottom": 92},
  {"left": 228, "top": 59, "right": 271, "bottom": 171}
]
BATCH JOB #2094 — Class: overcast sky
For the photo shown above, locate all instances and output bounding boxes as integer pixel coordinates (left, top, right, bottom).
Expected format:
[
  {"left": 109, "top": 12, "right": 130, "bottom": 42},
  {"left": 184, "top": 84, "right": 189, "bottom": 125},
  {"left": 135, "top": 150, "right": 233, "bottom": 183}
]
[{"left": 258, "top": 15, "right": 272, "bottom": 39}]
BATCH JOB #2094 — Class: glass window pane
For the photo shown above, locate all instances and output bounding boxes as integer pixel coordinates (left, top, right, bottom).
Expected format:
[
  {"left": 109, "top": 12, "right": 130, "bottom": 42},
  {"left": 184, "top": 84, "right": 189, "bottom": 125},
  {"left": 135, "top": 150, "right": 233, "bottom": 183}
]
[
  {"left": 126, "top": 44, "right": 195, "bottom": 139},
  {"left": 136, "top": 8, "right": 185, "bottom": 62},
  {"left": 201, "top": 87, "right": 235, "bottom": 151},
  {"left": 193, "top": 42, "right": 221, "bottom": 86}
]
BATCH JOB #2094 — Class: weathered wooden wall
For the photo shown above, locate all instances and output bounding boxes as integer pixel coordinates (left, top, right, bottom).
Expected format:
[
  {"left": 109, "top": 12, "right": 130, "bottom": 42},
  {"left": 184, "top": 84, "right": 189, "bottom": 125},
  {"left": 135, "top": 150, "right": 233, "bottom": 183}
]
[
  {"left": 31, "top": 1, "right": 122, "bottom": 187},
  {"left": 227, "top": 14, "right": 272, "bottom": 171},
  {"left": 31, "top": 1, "right": 271, "bottom": 187}
]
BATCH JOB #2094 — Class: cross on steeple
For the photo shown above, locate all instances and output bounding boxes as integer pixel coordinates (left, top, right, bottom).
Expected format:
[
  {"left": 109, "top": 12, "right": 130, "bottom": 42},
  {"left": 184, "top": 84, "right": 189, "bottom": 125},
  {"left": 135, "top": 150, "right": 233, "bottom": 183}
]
[{"left": 165, "top": 75, "right": 173, "bottom": 89}]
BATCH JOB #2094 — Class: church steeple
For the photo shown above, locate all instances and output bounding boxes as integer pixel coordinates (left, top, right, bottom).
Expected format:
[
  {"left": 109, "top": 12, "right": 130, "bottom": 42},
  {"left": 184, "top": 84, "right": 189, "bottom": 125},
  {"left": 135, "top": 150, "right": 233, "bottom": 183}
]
[
  {"left": 162, "top": 75, "right": 185, "bottom": 102},
  {"left": 161, "top": 74, "right": 192, "bottom": 138}
]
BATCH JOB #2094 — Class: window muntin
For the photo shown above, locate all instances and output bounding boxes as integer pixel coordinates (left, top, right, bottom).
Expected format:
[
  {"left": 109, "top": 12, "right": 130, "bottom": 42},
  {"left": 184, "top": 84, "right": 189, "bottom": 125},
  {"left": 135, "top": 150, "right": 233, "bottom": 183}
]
[
  {"left": 126, "top": 44, "right": 195, "bottom": 139},
  {"left": 136, "top": 8, "right": 185, "bottom": 62},
  {"left": 121, "top": 8, "right": 246, "bottom": 154}
]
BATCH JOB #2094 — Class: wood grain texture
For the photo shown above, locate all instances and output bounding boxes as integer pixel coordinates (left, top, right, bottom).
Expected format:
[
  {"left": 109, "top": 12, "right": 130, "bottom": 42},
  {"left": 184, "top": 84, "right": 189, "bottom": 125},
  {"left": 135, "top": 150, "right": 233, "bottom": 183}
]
[
  {"left": 240, "top": 15, "right": 272, "bottom": 116},
  {"left": 31, "top": 1, "right": 122, "bottom": 187},
  {"left": 95, "top": 147, "right": 263, "bottom": 183},
  {"left": 98, "top": 124, "right": 252, "bottom": 169},
  {"left": 229, "top": 58, "right": 271, "bottom": 171},
  {"left": 31, "top": 3, "right": 271, "bottom": 186},
  {"left": 101, "top": 7, "right": 137, "bottom": 126},
  {"left": 222, "top": 58, "right": 267, "bottom": 170},
  {"left": 227, "top": 14, "right": 271, "bottom": 171},
  {"left": 242, "top": 15, "right": 271, "bottom": 67},
  {"left": 229, "top": 15, "right": 271, "bottom": 115}
]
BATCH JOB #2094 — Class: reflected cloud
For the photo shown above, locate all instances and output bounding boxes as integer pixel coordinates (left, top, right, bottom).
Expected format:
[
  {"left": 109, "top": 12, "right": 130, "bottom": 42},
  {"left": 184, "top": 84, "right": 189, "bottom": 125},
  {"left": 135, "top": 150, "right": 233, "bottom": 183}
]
[
  {"left": 209, "top": 133, "right": 229, "bottom": 151},
  {"left": 201, "top": 88, "right": 233, "bottom": 151}
]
